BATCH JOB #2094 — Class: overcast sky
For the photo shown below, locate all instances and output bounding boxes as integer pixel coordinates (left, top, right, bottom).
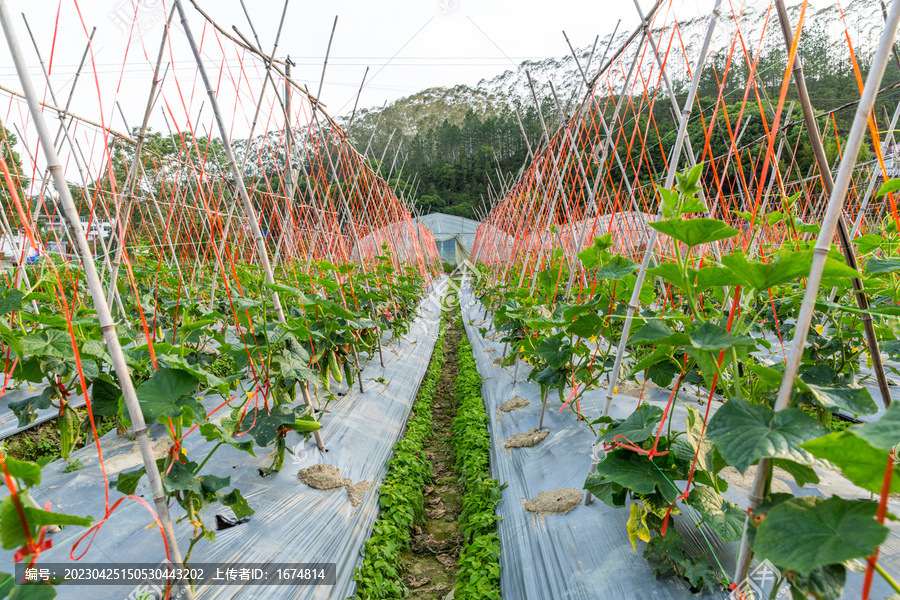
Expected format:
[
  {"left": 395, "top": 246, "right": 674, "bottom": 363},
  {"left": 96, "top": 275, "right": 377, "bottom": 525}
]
[
  {"left": 0, "top": 0, "right": 842, "bottom": 176},
  {"left": 0, "top": 0, "right": 702, "bottom": 130}
]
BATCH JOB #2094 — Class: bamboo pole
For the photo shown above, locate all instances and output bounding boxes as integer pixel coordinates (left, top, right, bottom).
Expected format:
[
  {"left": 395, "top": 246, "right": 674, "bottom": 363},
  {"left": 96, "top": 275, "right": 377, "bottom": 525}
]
[
  {"left": 735, "top": 0, "right": 900, "bottom": 584},
  {"left": 206, "top": 0, "right": 290, "bottom": 309},
  {"left": 106, "top": 6, "right": 175, "bottom": 309},
  {"left": 0, "top": 4, "right": 192, "bottom": 594},
  {"left": 586, "top": 0, "right": 724, "bottom": 504},
  {"left": 774, "top": 0, "right": 891, "bottom": 409},
  {"left": 173, "top": 1, "right": 329, "bottom": 455}
]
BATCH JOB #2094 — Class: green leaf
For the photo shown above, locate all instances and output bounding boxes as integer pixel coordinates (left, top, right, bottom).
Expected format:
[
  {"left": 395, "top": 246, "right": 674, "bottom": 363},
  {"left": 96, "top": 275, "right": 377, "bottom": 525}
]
[
  {"left": 599, "top": 404, "right": 664, "bottom": 444},
  {"left": 674, "top": 164, "right": 704, "bottom": 201},
  {"left": 231, "top": 297, "right": 262, "bottom": 311},
  {"left": 680, "top": 195, "right": 709, "bottom": 216},
  {"left": 20, "top": 330, "right": 73, "bottom": 359},
  {"left": 113, "top": 466, "right": 146, "bottom": 496},
  {"left": 753, "top": 496, "right": 889, "bottom": 575},
  {"left": 876, "top": 178, "right": 900, "bottom": 197},
  {"left": 219, "top": 488, "right": 254, "bottom": 520},
  {"left": 175, "top": 395, "right": 209, "bottom": 426},
  {"left": 199, "top": 474, "right": 231, "bottom": 497},
  {"left": 773, "top": 459, "right": 820, "bottom": 487},
  {"left": 820, "top": 254, "right": 862, "bottom": 281},
  {"left": 80, "top": 339, "right": 111, "bottom": 364},
  {"left": 594, "top": 255, "right": 638, "bottom": 280},
  {"left": 242, "top": 405, "right": 296, "bottom": 447},
  {"left": 135, "top": 368, "right": 199, "bottom": 424},
  {"left": 685, "top": 346, "right": 720, "bottom": 391},
  {"left": 852, "top": 234, "right": 883, "bottom": 256},
  {"left": 706, "top": 400, "right": 825, "bottom": 473},
  {"left": 693, "top": 266, "right": 743, "bottom": 291},
  {"left": 90, "top": 375, "right": 122, "bottom": 418},
  {"left": 157, "top": 354, "right": 228, "bottom": 395},
  {"left": 686, "top": 486, "right": 745, "bottom": 542},
  {"left": 0, "top": 495, "right": 92, "bottom": 550},
  {"left": 647, "top": 263, "right": 686, "bottom": 289},
  {"left": 198, "top": 423, "right": 255, "bottom": 455},
  {"left": 3, "top": 457, "right": 41, "bottom": 488},
  {"left": 272, "top": 339, "right": 317, "bottom": 384},
  {"left": 721, "top": 251, "right": 809, "bottom": 290},
  {"left": 865, "top": 257, "right": 900, "bottom": 275},
  {"left": 594, "top": 450, "right": 679, "bottom": 502},
  {"left": 747, "top": 364, "right": 784, "bottom": 388},
  {"left": 688, "top": 322, "right": 755, "bottom": 351},
  {"left": 721, "top": 250, "right": 857, "bottom": 291},
  {"left": 577, "top": 246, "right": 602, "bottom": 269},
  {"left": 849, "top": 402, "right": 900, "bottom": 452},
  {"left": 161, "top": 460, "right": 201, "bottom": 494},
  {"left": 627, "top": 346, "right": 678, "bottom": 384},
  {"left": 566, "top": 312, "right": 604, "bottom": 340},
  {"left": 583, "top": 473, "right": 626, "bottom": 507},
  {"left": 659, "top": 187, "right": 681, "bottom": 220},
  {"left": 534, "top": 337, "right": 570, "bottom": 370},
  {"left": 9, "top": 388, "right": 53, "bottom": 427},
  {"left": 628, "top": 320, "right": 690, "bottom": 346},
  {"left": 734, "top": 210, "right": 756, "bottom": 224},
  {"left": 800, "top": 383, "right": 878, "bottom": 417},
  {"left": 592, "top": 233, "right": 614, "bottom": 251},
  {"left": 645, "top": 358, "right": 680, "bottom": 388},
  {"left": 0, "top": 287, "right": 24, "bottom": 316},
  {"left": 177, "top": 317, "right": 218, "bottom": 336},
  {"left": 788, "top": 565, "right": 846, "bottom": 600},
  {"left": 650, "top": 218, "right": 739, "bottom": 248},
  {"left": 801, "top": 431, "right": 900, "bottom": 494}
]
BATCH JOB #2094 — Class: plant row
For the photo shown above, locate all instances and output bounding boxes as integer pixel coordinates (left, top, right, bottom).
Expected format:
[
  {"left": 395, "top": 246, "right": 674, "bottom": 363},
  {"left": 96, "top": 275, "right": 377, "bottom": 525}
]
[
  {"left": 353, "top": 308, "right": 447, "bottom": 599},
  {"left": 451, "top": 311, "right": 503, "bottom": 600},
  {"left": 0, "top": 252, "right": 439, "bottom": 597},
  {"left": 469, "top": 167, "right": 900, "bottom": 598}
]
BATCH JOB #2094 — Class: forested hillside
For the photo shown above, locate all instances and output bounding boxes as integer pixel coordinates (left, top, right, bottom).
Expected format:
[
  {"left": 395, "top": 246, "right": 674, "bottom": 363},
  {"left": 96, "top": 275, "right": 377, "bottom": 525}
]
[{"left": 343, "top": 0, "right": 900, "bottom": 221}]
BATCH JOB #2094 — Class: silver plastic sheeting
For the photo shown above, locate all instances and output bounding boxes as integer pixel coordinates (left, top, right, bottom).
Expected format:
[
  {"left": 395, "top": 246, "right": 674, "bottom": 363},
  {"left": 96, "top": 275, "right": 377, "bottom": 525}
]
[
  {"left": 458, "top": 287, "right": 899, "bottom": 600},
  {"left": 415, "top": 213, "right": 480, "bottom": 266},
  {"left": 0, "top": 281, "right": 448, "bottom": 600},
  {"left": 0, "top": 383, "right": 89, "bottom": 441}
]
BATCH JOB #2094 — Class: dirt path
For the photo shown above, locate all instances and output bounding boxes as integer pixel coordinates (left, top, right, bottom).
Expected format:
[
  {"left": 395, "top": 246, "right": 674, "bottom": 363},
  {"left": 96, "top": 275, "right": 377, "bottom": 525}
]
[{"left": 400, "top": 313, "right": 464, "bottom": 598}]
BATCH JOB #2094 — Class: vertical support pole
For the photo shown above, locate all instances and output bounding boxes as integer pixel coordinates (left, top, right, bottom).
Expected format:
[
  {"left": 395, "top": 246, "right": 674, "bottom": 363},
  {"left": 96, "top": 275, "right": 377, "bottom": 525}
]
[
  {"left": 173, "top": 0, "right": 326, "bottom": 452},
  {"left": 774, "top": 0, "right": 891, "bottom": 410},
  {"left": 285, "top": 56, "right": 294, "bottom": 213},
  {"left": 735, "top": 1, "right": 900, "bottom": 584},
  {"left": 0, "top": 4, "right": 192, "bottom": 595},
  {"left": 106, "top": 6, "right": 176, "bottom": 308},
  {"left": 585, "top": 0, "right": 724, "bottom": 505}
]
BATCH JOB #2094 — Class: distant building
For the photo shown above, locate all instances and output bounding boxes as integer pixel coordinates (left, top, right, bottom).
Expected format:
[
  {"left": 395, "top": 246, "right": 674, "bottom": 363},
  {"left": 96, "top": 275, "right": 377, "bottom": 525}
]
[
  {"left": 41, "top": 214, "right": 115, "bottom": 242},
  {"left": 414, "top": 213, "right": 480, "bottom": 266}
]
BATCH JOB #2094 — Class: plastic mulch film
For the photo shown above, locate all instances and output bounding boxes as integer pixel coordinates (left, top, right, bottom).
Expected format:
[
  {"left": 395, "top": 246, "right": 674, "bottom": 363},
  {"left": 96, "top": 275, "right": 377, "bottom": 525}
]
[
  {"left": 0, "top": 384, "right": 87, "bottom": 441},
  {"left": 0, "top": 288, "right": 447, "bottom": 600},
  {"left": 458, "top": 288, "right": 900, "bottom": 600}
]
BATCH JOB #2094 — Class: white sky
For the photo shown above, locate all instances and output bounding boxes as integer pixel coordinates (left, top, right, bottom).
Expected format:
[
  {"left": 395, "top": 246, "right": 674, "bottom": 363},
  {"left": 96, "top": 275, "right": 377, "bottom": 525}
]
[
  {"left": 0, "top": 0, "right": 840, "bottom": 179},
  {"left": 0, "top": 0, "right": 706, "bottom": 130}
]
